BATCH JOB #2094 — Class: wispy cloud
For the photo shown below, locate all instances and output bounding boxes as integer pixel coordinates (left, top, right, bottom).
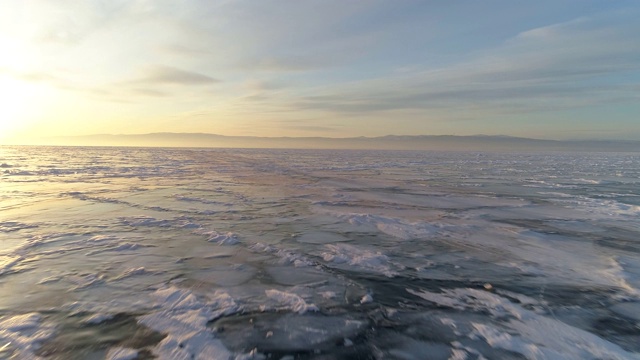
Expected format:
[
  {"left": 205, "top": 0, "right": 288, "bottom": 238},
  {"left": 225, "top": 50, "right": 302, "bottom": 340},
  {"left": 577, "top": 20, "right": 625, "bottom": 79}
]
[
  {"left": 243, "top": 79, "right": 285, "bottom": 92},
  {"left": 283, "top": 14, "right": 640, "bottom": 117},
  {"left": 132, "top": 88, "right": 169, "bottom": 97},
  {"left": 281, "top": 124, "right": 342, "bottom": 133},
  {"left": 240, "top": 57, "right": 330, "bottom": 72},
  {"left": 17, "top": 71, "right": 60, "bottom": 83},
  {"left": 128, "top": 65, "right": 219, "bottom": 86},
  {"left": 158, "top": 43, "right": 213, "bottom": 57}
]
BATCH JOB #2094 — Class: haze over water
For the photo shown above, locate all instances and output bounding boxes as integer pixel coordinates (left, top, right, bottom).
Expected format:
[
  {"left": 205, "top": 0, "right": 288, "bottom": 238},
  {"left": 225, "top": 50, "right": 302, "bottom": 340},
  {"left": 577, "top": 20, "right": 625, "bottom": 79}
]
[{"left": 1, "top": 146, "right": 639, "bottom": 359}]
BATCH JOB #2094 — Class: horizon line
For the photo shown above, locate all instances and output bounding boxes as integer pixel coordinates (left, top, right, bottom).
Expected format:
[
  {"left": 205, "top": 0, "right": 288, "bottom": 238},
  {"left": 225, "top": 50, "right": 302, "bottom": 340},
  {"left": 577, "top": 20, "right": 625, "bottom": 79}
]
[{"left": 23, "top": 132, "right": 640, "bottom": 143}]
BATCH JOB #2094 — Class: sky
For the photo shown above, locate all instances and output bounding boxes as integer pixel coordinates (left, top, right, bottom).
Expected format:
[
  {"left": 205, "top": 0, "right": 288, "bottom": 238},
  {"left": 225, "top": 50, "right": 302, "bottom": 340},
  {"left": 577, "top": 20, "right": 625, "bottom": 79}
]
[{"left": 0, "top": 0, "right": 639, "bottom": 143}]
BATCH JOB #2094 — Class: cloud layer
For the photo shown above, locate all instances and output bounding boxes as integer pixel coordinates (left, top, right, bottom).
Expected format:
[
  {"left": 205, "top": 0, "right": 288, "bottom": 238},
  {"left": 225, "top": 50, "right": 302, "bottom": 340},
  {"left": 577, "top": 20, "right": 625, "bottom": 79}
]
[{"left": 1, "top": 0, "right": 639, "bottom": 140}]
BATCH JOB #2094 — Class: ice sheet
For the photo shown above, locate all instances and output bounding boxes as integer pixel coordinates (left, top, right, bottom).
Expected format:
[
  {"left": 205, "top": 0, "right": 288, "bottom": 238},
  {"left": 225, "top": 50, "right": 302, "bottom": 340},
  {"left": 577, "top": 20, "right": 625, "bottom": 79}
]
[{"left": 1, "top": 147, "right": 639, "bottom": 359}]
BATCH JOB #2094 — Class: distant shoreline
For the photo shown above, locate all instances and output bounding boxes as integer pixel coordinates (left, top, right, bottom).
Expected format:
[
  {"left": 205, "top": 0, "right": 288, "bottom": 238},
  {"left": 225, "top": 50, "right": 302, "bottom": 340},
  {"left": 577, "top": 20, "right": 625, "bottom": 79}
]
[{"left": 6, "top": 133, "right": 640, "bottom": 152}]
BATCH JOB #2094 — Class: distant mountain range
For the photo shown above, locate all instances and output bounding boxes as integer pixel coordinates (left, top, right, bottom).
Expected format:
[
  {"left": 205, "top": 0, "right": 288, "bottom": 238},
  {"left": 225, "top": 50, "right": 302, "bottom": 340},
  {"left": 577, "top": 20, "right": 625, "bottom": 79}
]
[{"left": 27, "top": 133, "right": 640, "bottom": 152}]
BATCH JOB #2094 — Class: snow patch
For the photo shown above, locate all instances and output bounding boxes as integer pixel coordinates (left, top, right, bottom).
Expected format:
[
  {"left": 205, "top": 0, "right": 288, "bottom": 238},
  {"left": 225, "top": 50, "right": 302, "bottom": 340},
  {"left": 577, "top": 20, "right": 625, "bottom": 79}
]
[
  {"left": 139, "top": 285, "right": 239, "bottom": 360},
  {"left": 265, "top": 289, "right": 319, "bottom": 314},
  {"left": 86, "top": 242, "right": 154, "bottom": 255},
  {"left": 205, "top": 231, "right": 239, "bottom": 245},
  {"left": 113, "top": 267, "right": 153, "bottom": 281},
  {"left": 84, "top": 313, "right": 115, "bottom": 325},
  {"left": 106, "top": 347, "right": 138, "bottom": 360},
  {"left": 408, "top": 287, "right": 640, "bottom": 359},
  {"left": 249, "top": 243, "right": 314, "bottom": 267},
  {"left": 322, "top": 243, "right": 396, "bottom": 277},
  {"left": 0, "top": 313, "right": 55, "bottom": 359},
  {"left": 120, "top": 216, "right": 172, "bottom": 227},
  {"left": 0, "top": 221, "right": 37, "bottom": 233},
  {"left": 344, "top": 213, "right": 441, "bottom": 240},
  {"left": 0, "top": 255, "right": 23, "bottom": 276},
  {"left": 360, "top": 293, "right": 373, "bottom": 304}
]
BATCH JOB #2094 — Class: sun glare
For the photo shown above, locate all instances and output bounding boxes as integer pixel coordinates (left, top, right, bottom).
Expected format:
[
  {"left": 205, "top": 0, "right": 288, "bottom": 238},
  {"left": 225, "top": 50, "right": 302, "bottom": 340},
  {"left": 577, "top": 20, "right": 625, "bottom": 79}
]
[{"left": 0, "top": 76, "right": 34, "bottom": 140}]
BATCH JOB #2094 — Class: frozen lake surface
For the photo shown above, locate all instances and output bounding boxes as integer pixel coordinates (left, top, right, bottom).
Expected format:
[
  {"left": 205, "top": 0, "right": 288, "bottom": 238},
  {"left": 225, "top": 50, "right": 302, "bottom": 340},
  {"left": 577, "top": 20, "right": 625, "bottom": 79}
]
[{"left": 1, "top": 146, "right": 639, "bottom": 359}]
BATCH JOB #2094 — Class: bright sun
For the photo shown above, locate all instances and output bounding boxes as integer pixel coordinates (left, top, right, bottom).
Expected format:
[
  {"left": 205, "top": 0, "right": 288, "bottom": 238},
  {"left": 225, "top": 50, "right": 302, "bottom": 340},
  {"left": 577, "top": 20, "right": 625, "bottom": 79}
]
[
  {"left": 0, "top": 76, "right": 32, "bottom": 140},
  {"left": 0, "top": 32, "right": 44, "bottom": 142}
]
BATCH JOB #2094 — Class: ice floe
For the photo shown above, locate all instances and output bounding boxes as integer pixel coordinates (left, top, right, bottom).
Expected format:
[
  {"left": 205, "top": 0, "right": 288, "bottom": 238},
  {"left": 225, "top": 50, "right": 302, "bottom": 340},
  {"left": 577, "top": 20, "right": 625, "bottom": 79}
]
[
  {"left": 407, "top": 287, "right": 640, "bottom": 359},
  {"left": 322, "top": 243, "right": 397, "bottom": 277},
  {"left": 264, "top": 289, "right": 319, "bottom": 314},
  {"left": 139, "top": 285, "right": 239, "bottom": 359},
  {"left": 0, "top": 313, "right": 55, "bottom": 359}
]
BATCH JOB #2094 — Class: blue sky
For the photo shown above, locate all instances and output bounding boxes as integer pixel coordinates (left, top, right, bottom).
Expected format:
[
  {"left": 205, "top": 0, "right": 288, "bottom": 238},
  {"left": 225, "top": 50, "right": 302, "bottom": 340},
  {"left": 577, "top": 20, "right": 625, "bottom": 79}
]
[{"left": 0, "top": 0, "right": 639, "bottom": 141}]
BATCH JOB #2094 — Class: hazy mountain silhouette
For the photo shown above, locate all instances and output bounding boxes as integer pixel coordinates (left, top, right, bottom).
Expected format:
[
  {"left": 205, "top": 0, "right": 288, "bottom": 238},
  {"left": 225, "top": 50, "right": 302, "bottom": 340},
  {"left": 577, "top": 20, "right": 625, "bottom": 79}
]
[{"left": 30, "top": 133, "right": 640, "bottom": 152}]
